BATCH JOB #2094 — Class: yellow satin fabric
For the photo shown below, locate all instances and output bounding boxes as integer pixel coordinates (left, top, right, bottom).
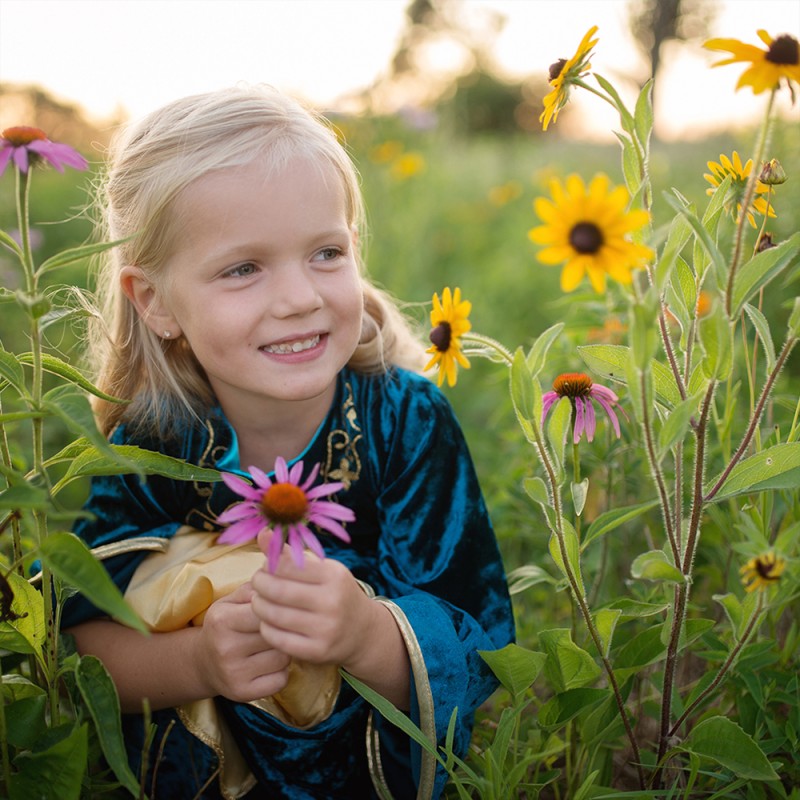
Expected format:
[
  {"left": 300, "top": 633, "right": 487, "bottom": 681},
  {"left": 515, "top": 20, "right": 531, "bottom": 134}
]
[{"left": 124, "top": 527, "right": 341, "bottom": 799}]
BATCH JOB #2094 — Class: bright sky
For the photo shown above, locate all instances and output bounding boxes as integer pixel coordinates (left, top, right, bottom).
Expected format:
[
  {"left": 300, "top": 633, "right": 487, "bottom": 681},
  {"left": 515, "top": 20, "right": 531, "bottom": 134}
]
[{"left": 0, "top": 0, "right": 798, "bottom": 141}]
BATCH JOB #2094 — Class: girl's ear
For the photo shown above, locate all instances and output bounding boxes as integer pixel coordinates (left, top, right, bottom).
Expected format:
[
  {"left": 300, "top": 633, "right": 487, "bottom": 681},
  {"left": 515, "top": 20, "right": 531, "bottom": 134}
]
[{"left": 119, "top": 266, "right": 182, "bottom": 339}]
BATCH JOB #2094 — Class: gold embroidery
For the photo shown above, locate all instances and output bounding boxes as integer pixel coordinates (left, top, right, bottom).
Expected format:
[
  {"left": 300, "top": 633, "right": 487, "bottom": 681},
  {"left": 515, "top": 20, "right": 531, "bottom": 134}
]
[
  {"left": 186, "top": 419, "right": 227, "bottom": 531},
  {"left": 324, "top": 381, "right": 362, "bottom": 490}
]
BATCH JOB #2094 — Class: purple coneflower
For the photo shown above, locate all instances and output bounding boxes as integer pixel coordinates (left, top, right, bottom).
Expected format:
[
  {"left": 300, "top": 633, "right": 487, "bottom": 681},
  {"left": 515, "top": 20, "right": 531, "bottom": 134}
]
[
  {"left": 542, "top": 372, "right": 621, "bottom": 444},
  {"left": 217, "top": 457, "right": 354, "bottom": 573},
  {"left": 0, "top": 126, "right": 88, "bottom": 176}
]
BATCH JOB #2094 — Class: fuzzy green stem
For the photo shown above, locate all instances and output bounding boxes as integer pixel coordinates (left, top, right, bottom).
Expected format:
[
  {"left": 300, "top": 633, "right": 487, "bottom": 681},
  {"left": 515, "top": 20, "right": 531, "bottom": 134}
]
[
  {"left": 705, "top": 335, "right": 797, "bottom": 502},
  {"left": 462, "top": 332, "right": 514, "bottom": 365},
  {"left": 724, "top": 89, "right": 776, "bottom": 317},
  {"left": 528, "top": 415, "right": 646, "bottom": 789},
  {"left": 656, "top": 378, "right": 715, "bottom": 778},
  {"left": 668, "top": 593, "right": 765, "bottom": 736},
  {"left": 639, "top": 370, "right": 680, "bottom": 565}
]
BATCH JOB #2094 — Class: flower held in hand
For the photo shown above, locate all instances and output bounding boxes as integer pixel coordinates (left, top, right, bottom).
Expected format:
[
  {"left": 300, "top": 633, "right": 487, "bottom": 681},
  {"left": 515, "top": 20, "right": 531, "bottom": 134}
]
[{"left": 217, "top": 457, "right": 354, "bottom": 573}]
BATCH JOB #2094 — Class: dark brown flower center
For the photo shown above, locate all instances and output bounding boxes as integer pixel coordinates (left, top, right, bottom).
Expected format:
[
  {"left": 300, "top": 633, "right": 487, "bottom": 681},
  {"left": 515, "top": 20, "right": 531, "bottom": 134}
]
[
  {"left": 755, "top": 555, "right": 779, "bottom": 580},
  {"left": 766, "top": 34, "right": 799, "bottom": 65},
  {"left": 429, "top": 322, "right": 452, "bottom": 353},
  {"left": 549, "top": 59, "right": 568, "bottom": 82},
  {"left": 261, "top": 483, "right": 307, "bottom": 524},
  {"left": 569, "top": 222, "right": 604, "bottom": 254},
  {"left": 553, "top": 372, "right": 593, "bottom": 398},
  {"left": 2, "top": 126, "right": 48, "bottom": 146}
]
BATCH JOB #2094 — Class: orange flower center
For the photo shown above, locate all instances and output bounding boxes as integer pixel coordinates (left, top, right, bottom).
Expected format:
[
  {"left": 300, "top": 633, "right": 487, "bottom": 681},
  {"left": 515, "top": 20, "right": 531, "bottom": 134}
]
[
  {"left": 2, "top": 126, "right": 48, "bottom": 146},
  {"left": 553, "top": 372, "right": 593, "bottom": 398},
  {"left": 429, "top": 321, "right": 452, "bottom": 353},
  {"left": 766, "top": 34, "right": 799, "bottom": 66},
  {"left": 261, "top": 483, "right": 308, "bottom": 524}
]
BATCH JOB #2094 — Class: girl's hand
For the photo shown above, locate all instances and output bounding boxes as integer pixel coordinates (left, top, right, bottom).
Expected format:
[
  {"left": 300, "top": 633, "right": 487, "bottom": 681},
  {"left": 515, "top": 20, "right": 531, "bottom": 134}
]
[
  {"left": 249, "top": 536, "right": 412, "bottom": 709},
  {"left": 197, "top": 581, "right": 291, "bottom": 703}
]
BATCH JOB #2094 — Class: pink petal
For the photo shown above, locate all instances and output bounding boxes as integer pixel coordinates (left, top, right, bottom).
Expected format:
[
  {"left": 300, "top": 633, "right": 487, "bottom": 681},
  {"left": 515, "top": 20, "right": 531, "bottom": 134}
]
[
  {"left": 274, "top": 457, "right": 289, "bottom": 483},
  {"left": 300, "top": 527, "right": 325, "bottom": 559},
  {"left": 288, "top": 460, "right": 305, "bottom": 485},
  {"left": 12, "top": 147, "right": 29, "bottom": 173},
  {"left": 541, "top": 392, "right": 559, "bottom": 426},
  {"left": 0, "top": 147, "right": 12, "bottom": 176},
  {"left": 216, "top": 502, "right": 260, "bottom": 523},
  {"left": 583, "top": 397, "right": 597, "bottom": 442},
  {"left": 590, "top": 384, "right": 619, "bottom": 403},
  {"left": 222, "top": 472, "right": 262, "bottom": 500},
  {"left": 247, "top": 465, "right": 273, "bottom": 489},
  {"left": 309, "top": 500, "right": 355, "bottom": 521},
  {"left": 309, "top": 514, "right": 352, "bottom": 543},
  {"left": 300, "top": 462, "right": 321, "bottom": 491},
  {"left": 287, "top": 525, "right": 306, "bottom": 567},
  {"left": 217, "top": 516, "right": 265, "bottom": 544},
  {"left": 593, "top": 395, "right": 621, "bottom": 438},
  {"left": 266, "top": 525, "right": 284, "bottom": 573},
  {"left": 573, "top": 398, "right": 585, "bottom": 444},
  {"left": 306, "top": 481, "right": 345, "bottom": 500}
]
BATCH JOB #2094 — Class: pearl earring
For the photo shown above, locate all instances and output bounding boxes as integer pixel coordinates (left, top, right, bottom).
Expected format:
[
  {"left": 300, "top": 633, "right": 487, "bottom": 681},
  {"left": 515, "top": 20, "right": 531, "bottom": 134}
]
[{"left": 163, "top": 330, "right": 172, "bottom": 338}]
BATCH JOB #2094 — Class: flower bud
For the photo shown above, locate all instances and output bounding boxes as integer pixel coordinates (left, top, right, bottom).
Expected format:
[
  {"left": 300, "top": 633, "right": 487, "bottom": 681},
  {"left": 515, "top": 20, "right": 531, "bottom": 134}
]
[
  {"left": 756, "top": 232, "right": 777, "bottom": 252},
  {"left": 759, "top": 158, "right": 787, "bottom": 185}
]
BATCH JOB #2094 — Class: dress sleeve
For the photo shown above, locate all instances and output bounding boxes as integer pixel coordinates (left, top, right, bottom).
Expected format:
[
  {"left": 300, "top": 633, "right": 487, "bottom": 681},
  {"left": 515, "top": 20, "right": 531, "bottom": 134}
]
[{"left": 367, "top": 374, "right": 515, "bottom": 799}]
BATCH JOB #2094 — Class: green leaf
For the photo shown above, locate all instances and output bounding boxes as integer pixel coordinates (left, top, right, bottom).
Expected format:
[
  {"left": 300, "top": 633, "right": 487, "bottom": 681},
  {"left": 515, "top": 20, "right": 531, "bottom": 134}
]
[
  {"left": 707, "top": 443, "right": 800, "bottom": 501},
  {"left": 616, "top": 131, "right": 641, "bottom": 197},
  {"left": 713, "top": 592, "right": 743, "bottom": 635},
  {"left": 743, "top": 303, "right": 776, "bottom": 372},
  {"left": 507, "top": 564, "right": 558, "bottom": 595},
  {"left": 0, "top": 482, "right": 50, "bottom": 511},
  {"left": 683, "top": 716, "right": 780, "bottom": 780},
  {"left": 0, "top": 572, "right": 46, "bottom": 662},
  {"left": 36, "top": 235, "right": 135, "bottom": 277},
  {"left": 51, "top": 440, "right": 223, "bottom": 494},
  {"left": 4, "top": 695, "right": 47, "bottom": 749},
  {"left": 539, "top": 687, "right": 610, "bottom": 728},
  {"left": 527, "top": 322, "right": 564, "bottom": 378},
  {"left": 478, "top": 643, "right": 547, "bottom": 701},
  {"left": 75, "top": 655, "right": 141, "bottom": 795},
  {"left": 546, "top": 396, "right": 571, "bottom": 477},
  {"left": 581, "top": 498, "right": 660, "bottom": 551},
  {"left": 699, "top": 303, "right": 733, "bottom": 381},
  {"left": 656, "top": 191, "right": 694, "bottom": 289},
  {"left": 0, "top": 227, "right": 25, "bottom": 260},
  {"left": 664, "top": 191, "right": 727, "bottom": 285},
  {"left": 594, "top": 608, "right": 621, "bottom": 657},
  {"left": 523, "top": 476, "right": 549, "bottom": 508},
  {"left": 510, "top": 347, "right": 541, "bottom": 445},
  {"left": 17, "top": 352, "right": 127, "bottom": 403},
  {"left": 0, "top": 346, "right": 28, "bottom": 395},
  {"left": 549, "top": 517, "right": 584, "bottom": 597},
  {"left": 634, "top": 79, "right": 654, "bottom": 155},
  {"left": 604, "top": 598, "right": 669, "bottom": 619},
  {"left": 578, "top": 344, "right": 681, "bottom": 407},
  {"left": 539, "top": 628, "right": 601, "bottom": 691},
  {"left": 631, "top": 550, "right": 685, "bottom": 584},
  {"left": 38, "top": 532, "right": 148, "bottom": 633},
  {"left": 571, "top": 478, "right": 589, "bottom": 517},
  {"left": 730, "top": 232, "right": 800, "bottom": 317},
  {"left": 658, "top": 391, "right": 703, "bottom": 456},
  {"left": 593, "top": 73, "right": 635, "bottom": 132},
  {"left": 8, "top": 723, "right": 88, "bottom": 800}
]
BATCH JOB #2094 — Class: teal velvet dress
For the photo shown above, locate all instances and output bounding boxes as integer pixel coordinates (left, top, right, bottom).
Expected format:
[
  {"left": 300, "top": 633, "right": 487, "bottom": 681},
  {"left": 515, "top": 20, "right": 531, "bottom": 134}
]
[{"left": 63, "top": 367, "right": 515, "bottom": 799}]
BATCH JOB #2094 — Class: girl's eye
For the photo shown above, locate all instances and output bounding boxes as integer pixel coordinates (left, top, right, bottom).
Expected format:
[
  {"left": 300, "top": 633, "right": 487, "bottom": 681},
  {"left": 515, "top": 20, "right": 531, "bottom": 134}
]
[
  {"left": 226, "top": 262, "right": 258, "bottom": 277},
  {"left": 314, "top": 247, "right": 343, "bottom": 263}
]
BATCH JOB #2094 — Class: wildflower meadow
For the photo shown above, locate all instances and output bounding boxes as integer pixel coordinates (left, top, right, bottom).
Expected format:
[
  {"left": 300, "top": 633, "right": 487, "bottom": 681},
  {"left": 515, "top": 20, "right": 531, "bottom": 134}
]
[{"left": 1, "top": 22, "right": 800, "bottom": 800}]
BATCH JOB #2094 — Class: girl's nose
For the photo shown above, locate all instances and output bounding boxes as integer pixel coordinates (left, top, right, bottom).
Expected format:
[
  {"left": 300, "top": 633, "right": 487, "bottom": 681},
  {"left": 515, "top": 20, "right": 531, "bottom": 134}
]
[{"left": 270, "top": 263, "right": 322, "bottom": 318}]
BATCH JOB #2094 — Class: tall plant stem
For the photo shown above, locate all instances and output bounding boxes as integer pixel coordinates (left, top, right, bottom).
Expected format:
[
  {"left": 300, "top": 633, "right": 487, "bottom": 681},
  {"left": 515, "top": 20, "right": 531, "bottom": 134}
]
[
  {"left": 705, "top": 335, "right": 798, "bottom": 502},
  {"left": 724, "top": 90, "right": 776, "bottom": 317},
  {"left": 656, "top": 379, "right": 715, "bottom": 776},
  {"left": 15, "top": 168, "right": 60, "bottom": 724},
  {"left": 668, "top": 594, "right": 764, "bottom": 736},
  {"left": 639, "top": 371, "right": 679, "bottom": 565},
  {"left": 530, "top": 420, "right": 646, "bottom": 789}
]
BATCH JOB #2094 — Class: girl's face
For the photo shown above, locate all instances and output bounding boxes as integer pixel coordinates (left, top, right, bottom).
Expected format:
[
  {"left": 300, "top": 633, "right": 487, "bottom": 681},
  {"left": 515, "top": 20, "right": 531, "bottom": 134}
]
[{"left": 150, "top": 154, "right": 363, "bottom": 427}]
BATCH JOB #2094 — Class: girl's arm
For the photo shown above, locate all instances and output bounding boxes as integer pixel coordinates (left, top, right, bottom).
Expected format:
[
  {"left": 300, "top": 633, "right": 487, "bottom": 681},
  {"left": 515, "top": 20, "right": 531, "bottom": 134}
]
[
  {"left": 67, "top": 582, "right": 291, "bottom": 713},
  {"left": 250, "top": 547, "right": 411, "bottom": 710}
]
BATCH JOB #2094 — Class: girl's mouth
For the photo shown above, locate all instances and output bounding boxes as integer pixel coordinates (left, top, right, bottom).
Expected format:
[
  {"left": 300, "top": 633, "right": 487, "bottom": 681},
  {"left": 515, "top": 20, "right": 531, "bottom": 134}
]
[{"left": 261, "top": 334, "right": 321, "bottom": 355}]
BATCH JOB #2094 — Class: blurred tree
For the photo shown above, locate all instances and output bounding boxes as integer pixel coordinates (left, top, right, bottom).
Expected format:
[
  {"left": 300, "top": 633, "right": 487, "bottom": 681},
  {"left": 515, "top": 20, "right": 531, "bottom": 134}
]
[{"left": 627, "top": 0, "right": 718, "bottom": 114}]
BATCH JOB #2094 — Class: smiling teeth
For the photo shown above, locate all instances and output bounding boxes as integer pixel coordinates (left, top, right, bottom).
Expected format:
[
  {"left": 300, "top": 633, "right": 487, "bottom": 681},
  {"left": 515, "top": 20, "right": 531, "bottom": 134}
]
[{"left": 263, "top": 336, "right": 320, "bottom": 354}]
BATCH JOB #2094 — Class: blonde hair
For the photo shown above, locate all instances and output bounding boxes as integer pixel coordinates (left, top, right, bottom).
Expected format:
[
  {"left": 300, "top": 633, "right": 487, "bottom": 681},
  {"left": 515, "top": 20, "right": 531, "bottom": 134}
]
[{"left": 90, "top": 84, "right": 427, "bottom": 436}]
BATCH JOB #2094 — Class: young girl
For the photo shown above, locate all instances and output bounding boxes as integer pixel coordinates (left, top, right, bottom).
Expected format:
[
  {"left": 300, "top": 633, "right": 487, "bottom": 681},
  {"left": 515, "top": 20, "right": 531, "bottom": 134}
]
[{"left": 64, "top": 85, "right": 514, "bottom": 800}]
